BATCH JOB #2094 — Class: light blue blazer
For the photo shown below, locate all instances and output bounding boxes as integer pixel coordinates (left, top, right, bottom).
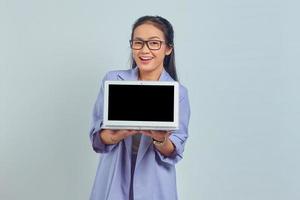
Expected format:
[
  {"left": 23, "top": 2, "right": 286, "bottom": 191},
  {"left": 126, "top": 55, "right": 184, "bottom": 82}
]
[{"left": 89, "top": 67, "right": 191, "bottom": 200}]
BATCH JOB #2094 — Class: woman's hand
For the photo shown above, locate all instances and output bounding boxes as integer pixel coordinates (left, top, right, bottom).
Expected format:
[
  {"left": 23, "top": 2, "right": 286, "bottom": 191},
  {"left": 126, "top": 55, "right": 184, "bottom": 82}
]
[
  {"left": 140, "top": 130, "right": 171, "bottom": 142},
  {"left": 140, "top": 130, "right": 174, "bottom": 156},
  {"left": 100, "top": 129, "right": 138, "bottom": 144}
]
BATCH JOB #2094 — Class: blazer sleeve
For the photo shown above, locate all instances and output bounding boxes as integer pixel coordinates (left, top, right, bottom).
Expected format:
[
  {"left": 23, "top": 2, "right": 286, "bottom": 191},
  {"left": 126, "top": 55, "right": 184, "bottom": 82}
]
[
  {"left": 155, "top": 86, "right": 191, "bottom": 166},
  {"left": 89, "top": 72, "right": 118, "bottom": 153}
]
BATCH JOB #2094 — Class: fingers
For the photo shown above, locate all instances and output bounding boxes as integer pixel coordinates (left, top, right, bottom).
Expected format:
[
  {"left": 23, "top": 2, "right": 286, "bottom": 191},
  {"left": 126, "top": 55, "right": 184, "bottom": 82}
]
[
  {"left": 126, "top": 130, "right": 139, "bottom": 136},
  {"left": 149, "top": 130, "right": 171, "bottom": 135},
  {"left": 140, "top": 130, "right": 172, "bottom": 140},
  {"left": 166, "top": 131, "right": 172, "bottom": 136},
  {"left": 103, "top": 129, "right": 171, "bottom": 141},
  {"left": 140, "top": 130, "right": 152, "bottom": 136},
  {"left": 117, "top": 130, "right": 139, "bottom": 140}
]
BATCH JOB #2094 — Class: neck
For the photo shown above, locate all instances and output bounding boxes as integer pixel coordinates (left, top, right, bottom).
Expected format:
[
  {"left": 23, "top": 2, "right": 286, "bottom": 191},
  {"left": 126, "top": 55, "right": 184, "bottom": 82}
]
[{"left": 138, "top": 68, "right": 163, "bottom": 81}]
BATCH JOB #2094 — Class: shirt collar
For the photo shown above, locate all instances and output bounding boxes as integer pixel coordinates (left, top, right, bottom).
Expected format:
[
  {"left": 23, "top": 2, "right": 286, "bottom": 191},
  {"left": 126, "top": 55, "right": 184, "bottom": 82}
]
[{"left": 117, "top": 67, "right": 174, "bottom": 81}]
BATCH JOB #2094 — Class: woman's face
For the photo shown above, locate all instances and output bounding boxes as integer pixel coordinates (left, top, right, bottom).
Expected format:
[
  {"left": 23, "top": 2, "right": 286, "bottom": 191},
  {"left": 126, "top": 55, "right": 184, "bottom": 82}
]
[{"left": 132, "top": 23, "right": 172, "bottom": 77}]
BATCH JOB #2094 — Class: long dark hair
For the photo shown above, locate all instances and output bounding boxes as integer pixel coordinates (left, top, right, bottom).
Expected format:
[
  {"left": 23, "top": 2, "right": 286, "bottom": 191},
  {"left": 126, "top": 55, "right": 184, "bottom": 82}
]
[{"left": 130, "top": 15, "right": 178, "bottom": 81}]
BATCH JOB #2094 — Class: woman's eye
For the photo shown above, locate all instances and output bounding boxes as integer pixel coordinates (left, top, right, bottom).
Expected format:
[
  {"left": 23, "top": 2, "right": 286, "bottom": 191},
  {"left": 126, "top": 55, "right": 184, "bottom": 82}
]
[
  {"left": 149, "top": 41, "right": 160, "bottom": 46},
  {"left": 134, "top": 41, "right": 143, "bottom": 45}
]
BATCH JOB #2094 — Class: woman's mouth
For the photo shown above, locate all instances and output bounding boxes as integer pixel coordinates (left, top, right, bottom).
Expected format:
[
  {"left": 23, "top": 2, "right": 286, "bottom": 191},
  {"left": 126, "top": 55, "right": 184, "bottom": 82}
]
[{"left": 139, "top": 56, "right": 153, "bottom": 64}]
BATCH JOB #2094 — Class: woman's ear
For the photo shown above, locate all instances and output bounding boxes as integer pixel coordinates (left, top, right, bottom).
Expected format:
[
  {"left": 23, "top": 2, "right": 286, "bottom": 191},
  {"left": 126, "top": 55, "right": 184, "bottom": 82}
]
[{"left": 165, "top": 46, "right": 173, "bottom": 56}]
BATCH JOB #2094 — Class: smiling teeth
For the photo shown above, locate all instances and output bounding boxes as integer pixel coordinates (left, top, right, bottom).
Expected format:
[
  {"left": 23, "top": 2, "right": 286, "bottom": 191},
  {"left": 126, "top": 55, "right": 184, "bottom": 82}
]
[{"left": 140, "top": 57, "right": 152, "bottom": 60}]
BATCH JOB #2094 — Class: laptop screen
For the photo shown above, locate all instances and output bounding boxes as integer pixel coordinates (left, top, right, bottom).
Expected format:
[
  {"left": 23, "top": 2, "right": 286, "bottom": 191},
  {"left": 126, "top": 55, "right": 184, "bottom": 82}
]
[
  {"left": 108, "top": 84, "right": 174, "bottom": 122},
  {"left": 103, "top": 81, "right": 179, "bottom": 130}
]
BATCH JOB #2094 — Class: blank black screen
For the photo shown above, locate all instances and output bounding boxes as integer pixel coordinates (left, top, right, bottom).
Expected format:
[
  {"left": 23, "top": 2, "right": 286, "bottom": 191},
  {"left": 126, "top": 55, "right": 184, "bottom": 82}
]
[{"left": 108, "top": 84, "right": 174, "bottom": 121}]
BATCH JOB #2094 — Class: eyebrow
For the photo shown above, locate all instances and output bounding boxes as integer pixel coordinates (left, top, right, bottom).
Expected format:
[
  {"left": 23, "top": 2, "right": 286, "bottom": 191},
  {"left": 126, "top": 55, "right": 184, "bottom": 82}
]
[{"left": 134, "top": 36, "right": 161, "bottom": 40}]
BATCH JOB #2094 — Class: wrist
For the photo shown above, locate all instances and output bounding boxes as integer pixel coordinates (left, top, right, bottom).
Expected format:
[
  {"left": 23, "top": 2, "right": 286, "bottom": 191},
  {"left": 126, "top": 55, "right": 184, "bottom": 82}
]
[
  {"left": 153, "top": 136, "right": 167, "bottom": 147},
  {"left": 110, "top": 135, "right": 120, "bottom": 144}
]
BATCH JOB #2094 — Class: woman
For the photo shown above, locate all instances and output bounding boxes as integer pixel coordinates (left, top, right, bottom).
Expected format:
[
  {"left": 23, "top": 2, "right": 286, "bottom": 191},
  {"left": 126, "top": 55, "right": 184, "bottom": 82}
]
[{"left": 89, "top": 15, "right": 190, "bottom": 200}]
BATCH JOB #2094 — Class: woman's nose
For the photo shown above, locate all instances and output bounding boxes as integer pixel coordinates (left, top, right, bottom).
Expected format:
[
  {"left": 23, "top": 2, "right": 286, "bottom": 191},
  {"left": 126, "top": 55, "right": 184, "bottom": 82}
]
[{"left": 140, "top": 43, "right": 151, "bottom": 52}]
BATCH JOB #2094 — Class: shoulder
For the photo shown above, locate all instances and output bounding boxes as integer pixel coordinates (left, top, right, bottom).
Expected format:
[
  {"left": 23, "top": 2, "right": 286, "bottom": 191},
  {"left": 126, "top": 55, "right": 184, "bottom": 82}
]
[
  {"left": 103, "top": 69, "right": 133, "bottom": 80},
  {"left": 178, "top": 83, "right": 189, "bottom": 102}
]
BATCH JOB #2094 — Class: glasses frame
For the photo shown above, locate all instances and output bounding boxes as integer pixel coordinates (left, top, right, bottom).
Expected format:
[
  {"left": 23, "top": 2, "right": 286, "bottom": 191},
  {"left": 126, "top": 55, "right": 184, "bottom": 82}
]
[{"left": 129, "top": 39, "right": 166, "bottom": 50}]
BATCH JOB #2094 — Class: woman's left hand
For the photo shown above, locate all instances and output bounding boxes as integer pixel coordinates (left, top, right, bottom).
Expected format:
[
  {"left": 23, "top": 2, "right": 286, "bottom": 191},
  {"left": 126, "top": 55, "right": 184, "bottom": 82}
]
[{"left": 140, "top": 130, "right": 171, "bottom": 142}]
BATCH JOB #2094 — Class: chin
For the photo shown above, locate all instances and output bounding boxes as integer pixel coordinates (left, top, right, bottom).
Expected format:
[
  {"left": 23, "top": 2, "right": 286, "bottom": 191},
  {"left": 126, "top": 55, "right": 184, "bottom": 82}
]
[{"left": 137, "top": 65, "right": 156, "bottom": 72}]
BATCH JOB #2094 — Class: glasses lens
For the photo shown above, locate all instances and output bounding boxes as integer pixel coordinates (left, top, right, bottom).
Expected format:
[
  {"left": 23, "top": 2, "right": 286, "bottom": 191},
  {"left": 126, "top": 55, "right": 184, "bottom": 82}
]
[
  {"left": 131, "top": 40, "right": 144, "bottom": 50},
  {"left": 147, "top": 40, "right": 161, "bottom": 50}
]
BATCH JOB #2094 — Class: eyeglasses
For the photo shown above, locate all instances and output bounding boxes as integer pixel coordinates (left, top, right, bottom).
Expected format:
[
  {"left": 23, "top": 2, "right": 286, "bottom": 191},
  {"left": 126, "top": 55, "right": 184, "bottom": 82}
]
[{"left": 129, "top": 39, "right": 165, "bottom": 50}]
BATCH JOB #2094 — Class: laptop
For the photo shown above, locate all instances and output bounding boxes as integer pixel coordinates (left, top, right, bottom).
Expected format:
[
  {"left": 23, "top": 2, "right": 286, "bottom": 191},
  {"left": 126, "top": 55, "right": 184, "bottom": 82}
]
[{"left": 102, "top": 80, "right": 179, "bottom": 130}]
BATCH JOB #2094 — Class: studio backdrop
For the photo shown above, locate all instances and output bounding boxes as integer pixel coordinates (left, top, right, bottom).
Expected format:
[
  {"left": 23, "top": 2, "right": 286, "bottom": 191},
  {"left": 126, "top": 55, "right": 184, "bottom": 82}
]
[{"left": 0, "top": 0, "right": 299, "bottom": 199}]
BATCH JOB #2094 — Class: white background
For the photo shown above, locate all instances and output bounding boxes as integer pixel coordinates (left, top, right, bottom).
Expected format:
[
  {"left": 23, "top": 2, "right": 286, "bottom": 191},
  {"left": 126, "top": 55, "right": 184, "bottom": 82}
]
[{"left": 1, "top": 0, "right": 299, "bottom": 199}]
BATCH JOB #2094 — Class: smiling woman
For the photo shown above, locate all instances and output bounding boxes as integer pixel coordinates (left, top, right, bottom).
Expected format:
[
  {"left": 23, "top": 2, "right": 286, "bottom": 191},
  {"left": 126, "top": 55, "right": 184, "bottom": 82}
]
[
  {"left": 89, "top": 15, "right": 190, "bottom": 200},
  {"left": 130, "top": 16, "right": 177, "bottom": 81},
  {"left": 130, "top": 23, "right": 173, "bottom": 81}
]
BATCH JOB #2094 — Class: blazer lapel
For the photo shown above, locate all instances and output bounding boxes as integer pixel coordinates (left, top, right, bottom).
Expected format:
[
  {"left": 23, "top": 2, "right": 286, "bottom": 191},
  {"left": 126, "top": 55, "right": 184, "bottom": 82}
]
[
  {"left": 117, "top": 67, "right": 139, "bottom": 81},
  {"left": 135, "top": 134, "right": 152, "bottom": 166}
]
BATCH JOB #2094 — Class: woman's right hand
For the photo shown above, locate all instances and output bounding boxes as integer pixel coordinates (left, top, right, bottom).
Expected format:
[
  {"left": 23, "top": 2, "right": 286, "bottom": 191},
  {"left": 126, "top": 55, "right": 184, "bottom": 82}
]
[{"left": 99, "top": 129, "right": 138, "bottom": 144}]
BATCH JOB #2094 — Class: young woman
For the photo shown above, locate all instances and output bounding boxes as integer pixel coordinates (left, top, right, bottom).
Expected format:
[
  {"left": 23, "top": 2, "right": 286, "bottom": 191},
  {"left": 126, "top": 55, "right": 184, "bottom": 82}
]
[{"left": 89, "top": 15, "right": 190, "bottom": 200}]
